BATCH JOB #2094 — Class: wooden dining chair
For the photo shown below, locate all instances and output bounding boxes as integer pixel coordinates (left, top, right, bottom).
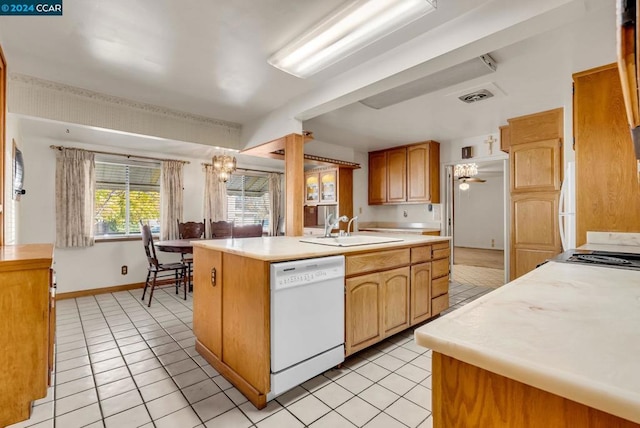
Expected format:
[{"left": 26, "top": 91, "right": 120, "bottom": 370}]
[
  {"left": 210, "top": 220, "right": 233, "bottom": 238},
  {"left": 232, "top": 223, "right": 264, "bottom": 238},
  {"left": 140, "top": 222, "right": 188, "bottom": 307},
  {"left": 177, "top": 219, "right": 206, "bottom": 239}
]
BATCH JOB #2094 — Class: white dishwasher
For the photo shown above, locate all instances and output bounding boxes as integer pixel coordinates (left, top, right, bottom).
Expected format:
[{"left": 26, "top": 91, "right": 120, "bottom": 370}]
[{"left": 269, "top": 255, "right": 345, "bottom": 399}]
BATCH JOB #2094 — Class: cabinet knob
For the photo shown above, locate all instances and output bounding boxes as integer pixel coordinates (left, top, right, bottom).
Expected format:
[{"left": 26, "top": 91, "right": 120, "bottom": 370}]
[{"left": 211, "top": 267, "right": 216, "bottom": 287}]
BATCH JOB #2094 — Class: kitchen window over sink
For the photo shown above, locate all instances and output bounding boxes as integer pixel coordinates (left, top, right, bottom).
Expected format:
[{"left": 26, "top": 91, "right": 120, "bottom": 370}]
[
  {"left": 94, "top": 158, "right": 161, "bottom": 236},
  {"left": 226, "top": 173, "right": 269, "bottom": 231}
]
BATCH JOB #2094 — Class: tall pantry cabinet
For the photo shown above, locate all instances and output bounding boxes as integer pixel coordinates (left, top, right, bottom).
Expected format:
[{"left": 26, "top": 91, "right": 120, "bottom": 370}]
[{"left": 573, "top": 64, "right": 640, "bottom": 245}]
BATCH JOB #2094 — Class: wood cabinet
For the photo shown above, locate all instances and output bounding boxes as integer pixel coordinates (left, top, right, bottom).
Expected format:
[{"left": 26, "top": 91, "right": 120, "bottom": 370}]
[
  {"left": 305, "top": 168, "right": 337, "bottom": 205},
  {"left": 499, "top": 125, "right": 510, "bottom": 153},
  {"left": 193, "top": 249, "right": 270, "bottom": 409},
  {"left": 304, "top": 166, "right": 353, "bottom": 230},
  {"left": 368, "top": 151, "right": 387, "bottom": 204},
  {"left": 345, "top": 272, "right": 383, "bottom": 354},
  {"left": 381, "top": 267, "right": 410, "bottom": 337},
  {"left": 193, "top": 247, "right": 222, "bottom": 357},
  {"left": 386, "top": 148, "right": 407, "bottom": 202},
  {"left": 0, "top": 244, "right": 54, "bottom": 427},
  {"left": 573, "top": 64, "right": 640, "bottom": 246},
  {"left": 410, "top": 262, "right": 431, "bottom": 324},
  {"left": 368, "top": 141, "right": 440, "bottom": 205},
  {"left": 345, "top": 240, "right": 450, "bottom": 355},
  {"left": 506, "top": 108, "right": 563, "bottom": 280},
  {"left": 432, "top": 352, "right": 640, "bottom": 428}
]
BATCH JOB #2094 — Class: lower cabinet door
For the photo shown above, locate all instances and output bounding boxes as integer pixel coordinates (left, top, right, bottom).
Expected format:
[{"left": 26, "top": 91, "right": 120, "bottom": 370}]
[
  {"left": 193, "top": 248, "right": 222, "bottom": 357},
  {"left": 345, "top": 273, "right": 382, "bottom": 356},
  {"left": 381, "top": 267, "right": 410, "bottom": 337},
  {"left": 410, "top": 262, "right": 431, "bottom": 325}
]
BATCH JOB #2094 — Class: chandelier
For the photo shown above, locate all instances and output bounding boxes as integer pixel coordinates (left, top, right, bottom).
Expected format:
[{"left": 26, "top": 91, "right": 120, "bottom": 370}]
[
  {"left": 454, "top": 163, "right": 478, "bottom": 178},
  {"left": 212, "top": 154, "right": 237, "bottom": 183},
  {"left": 454, "top": 163, "right": 485, "bottom": 191}
]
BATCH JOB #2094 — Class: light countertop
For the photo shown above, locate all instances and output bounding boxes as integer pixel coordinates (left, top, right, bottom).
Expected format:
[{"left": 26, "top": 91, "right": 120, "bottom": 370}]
[
  {"left": 414, "top": 261, "right": 640, "bottom": 424},
  {"left": 0, "top": 244, "right": 54, "bottom": 272},
  {"left": 192, "top": 233, "right": 450, "bottom": 262},
  {"left": 359, "top": 227, "right": 441, "bottom": 234}
]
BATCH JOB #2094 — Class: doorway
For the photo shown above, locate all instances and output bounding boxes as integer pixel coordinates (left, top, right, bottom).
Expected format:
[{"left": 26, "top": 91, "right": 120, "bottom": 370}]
[{"left": 444, "top": 159, "right": 509, "bottom": 288}]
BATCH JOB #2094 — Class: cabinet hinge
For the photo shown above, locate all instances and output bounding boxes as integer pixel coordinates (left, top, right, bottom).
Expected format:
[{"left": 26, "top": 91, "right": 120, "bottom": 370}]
[{"left": 572, "top": 137, "right": 576, "bottom": 151}]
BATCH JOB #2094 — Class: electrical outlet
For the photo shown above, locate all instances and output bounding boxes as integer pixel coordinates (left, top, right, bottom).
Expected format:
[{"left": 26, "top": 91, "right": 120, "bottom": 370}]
[
  {"left": 491, "top": 239, "right": 495, "bottom": 248},
  {"left": 359, "top": 206, "right": 363, "bottom": 214},
  {"left": 403, "top": 210, "right": 408, "bottom": 218},
  {"left": 121, "top": 265, "right": 128, "bottom": 275}
]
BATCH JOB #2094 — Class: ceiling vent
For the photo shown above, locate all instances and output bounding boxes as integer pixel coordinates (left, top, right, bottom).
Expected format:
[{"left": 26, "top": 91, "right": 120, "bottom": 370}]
[
  {"left": 458, "top": 89, "right": 494, "bottom": 103},
  {"left": 359, "top": 54, "right": 497, "bottom": 109}
]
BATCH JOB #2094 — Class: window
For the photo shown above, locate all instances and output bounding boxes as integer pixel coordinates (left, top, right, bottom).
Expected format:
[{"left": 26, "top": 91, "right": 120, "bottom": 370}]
[
  {"left": 226, "top": 173, "right": 270, "bottom": 230},
  {"left": 94, "top": 159, "right": 161, "bottom": 236}
]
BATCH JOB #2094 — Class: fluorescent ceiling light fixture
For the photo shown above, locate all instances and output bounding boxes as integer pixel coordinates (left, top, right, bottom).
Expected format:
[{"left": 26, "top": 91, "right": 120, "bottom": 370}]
[
  {"left": 268, "top": 0, "right": 436, "bottom": 78},
  {"left": 360, "top": 54, "right": 497, "bottom": 109}
]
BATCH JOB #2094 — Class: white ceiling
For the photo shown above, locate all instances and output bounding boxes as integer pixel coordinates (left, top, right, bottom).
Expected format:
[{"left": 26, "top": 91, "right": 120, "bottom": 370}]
[{"left": 0, "top": 0, "right": 618, "bottom": 161}]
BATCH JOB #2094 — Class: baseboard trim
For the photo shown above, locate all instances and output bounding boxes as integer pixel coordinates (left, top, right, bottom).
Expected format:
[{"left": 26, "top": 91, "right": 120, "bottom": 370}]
[{"left": 57, "top": 282, "right": 146, "bottom": 300}]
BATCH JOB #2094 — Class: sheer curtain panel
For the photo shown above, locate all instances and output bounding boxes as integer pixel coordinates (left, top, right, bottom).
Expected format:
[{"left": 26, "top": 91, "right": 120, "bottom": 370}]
[
  {"left": 203, "top": 164, "right": 228, "bottom": 224},
  {"left": 161, "top": 161, "right": 184, "bottom": 240},
  {"left": 55, "top": 148, "right": 95, "bottom": 248},
  {"left": 268, "top": 173, "right": 282, "bottom": 236}
]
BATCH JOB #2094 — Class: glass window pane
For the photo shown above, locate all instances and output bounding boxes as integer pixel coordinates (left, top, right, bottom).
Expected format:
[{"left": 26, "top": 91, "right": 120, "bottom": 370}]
[
  {"left": 226, "top": 173, "right": 270, "bottom": 231},
  {"left": 94, "top": 160, "right": 161, "bottom": 236}
]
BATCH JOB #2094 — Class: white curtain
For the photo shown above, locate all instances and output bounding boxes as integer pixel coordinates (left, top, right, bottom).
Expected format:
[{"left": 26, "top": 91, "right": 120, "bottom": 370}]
[
  {"left": 55, "top": 148, "right": 95, "bottom": 248},
  {"left": 268, "top": 172, "right": 282, "bottom": 236},
  {"left": 161, "top": 161, "right": 184, "bottom": 240},
  {"left": 203, "top": 164, "right": 228, "bottom": 227}
]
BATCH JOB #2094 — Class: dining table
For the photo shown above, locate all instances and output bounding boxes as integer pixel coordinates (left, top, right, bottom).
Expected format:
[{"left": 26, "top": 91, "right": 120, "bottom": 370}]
[{"left": 155, "top": 238, "right": 204, "bottom": 291}]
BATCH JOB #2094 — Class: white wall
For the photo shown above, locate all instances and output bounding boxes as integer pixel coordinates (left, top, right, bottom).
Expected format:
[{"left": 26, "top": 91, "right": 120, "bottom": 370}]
[
  {"left": 454, "top": 174, "right": 504, "bottom": 249},
  {"left": 15, "top": 134, "right": 227, "bottom": 293},
  {"left": 3, "top": 115, "right": 21, "bottom": 244}
]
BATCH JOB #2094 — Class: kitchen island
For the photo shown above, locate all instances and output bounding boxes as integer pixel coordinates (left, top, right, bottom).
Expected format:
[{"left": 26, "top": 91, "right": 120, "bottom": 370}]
[
  {"left": 192, "top": 233, "right": 451, "bottom": 409},
  {"left": 415, "top": 260, "right": 640, "bottom": 427}
]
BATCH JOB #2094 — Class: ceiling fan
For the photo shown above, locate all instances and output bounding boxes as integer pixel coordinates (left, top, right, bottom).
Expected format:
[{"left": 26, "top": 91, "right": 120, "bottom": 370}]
[{"left": 454, "top": 163, "right": 486, "bottom": 190}]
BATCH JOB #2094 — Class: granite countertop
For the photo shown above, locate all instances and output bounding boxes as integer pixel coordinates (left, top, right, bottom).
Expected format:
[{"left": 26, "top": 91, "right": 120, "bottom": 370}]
[
  {"left": 357, "top": 222, "right": 441, "bottom": 234},
  {"left": 192, "top": 233, "right": 450, "bottom": 262},
  {"left": 414, "top": 261, "right": 640, "bottom": 424}
]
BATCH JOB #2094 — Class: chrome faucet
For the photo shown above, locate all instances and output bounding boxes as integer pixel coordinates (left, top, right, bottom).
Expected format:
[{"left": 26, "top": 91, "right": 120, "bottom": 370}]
[
  {"left": 324, "top": 213, "right": 348, "bottom": 237},
  {"left": 346, "top": 216, "right": 359, "bottom": 236}
]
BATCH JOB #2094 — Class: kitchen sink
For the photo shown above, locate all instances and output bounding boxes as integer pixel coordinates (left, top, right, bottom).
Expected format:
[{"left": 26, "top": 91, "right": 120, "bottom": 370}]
[{"left": 299, "top": 235, "right": 404, "bottom": 247}]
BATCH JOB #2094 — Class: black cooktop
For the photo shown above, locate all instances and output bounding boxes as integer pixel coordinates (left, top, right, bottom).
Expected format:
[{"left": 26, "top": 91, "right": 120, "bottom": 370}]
[{"left": 551, "top": 250, "right": 640, "bottom": 271}]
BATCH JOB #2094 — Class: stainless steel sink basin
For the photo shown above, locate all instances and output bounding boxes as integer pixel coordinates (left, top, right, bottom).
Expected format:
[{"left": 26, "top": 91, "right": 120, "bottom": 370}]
[{"left": 299, "top": 235, "right": 404, "bottom": 247}]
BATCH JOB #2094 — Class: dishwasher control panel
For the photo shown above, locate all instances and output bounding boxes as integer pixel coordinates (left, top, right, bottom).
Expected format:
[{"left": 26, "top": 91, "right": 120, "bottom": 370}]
[{"left": 271, "top": 256, "right": 345, "bottom": 290}]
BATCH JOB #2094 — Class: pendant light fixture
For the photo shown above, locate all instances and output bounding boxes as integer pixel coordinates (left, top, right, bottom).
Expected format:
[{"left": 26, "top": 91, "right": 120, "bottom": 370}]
[{"left": 212, "top": 154, "right": 237, "bottom": 183}]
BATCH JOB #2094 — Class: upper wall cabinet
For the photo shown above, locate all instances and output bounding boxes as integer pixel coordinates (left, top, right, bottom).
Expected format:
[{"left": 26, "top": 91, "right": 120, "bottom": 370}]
[
  {"left": 368, "top": 141, "right": 440, "bottom": 205},
  {"left": 305, "top": 168, "right": 337, "bottom": 205}
]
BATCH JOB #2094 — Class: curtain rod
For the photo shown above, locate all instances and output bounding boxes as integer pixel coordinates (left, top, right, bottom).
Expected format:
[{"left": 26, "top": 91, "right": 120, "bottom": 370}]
[
  {"left": 49, "top": 145, "right": 190, "bottom": 164},
  {"left": 201, "top": 163, "right": 283, "bottom": 175}
]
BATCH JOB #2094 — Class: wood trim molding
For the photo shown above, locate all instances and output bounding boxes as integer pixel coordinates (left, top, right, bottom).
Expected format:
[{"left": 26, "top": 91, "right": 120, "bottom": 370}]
[
  {"left": 57, "top": 282, "right": 146, "bottom": 300},
  {"left": 0, "top": 44, "right": 6, "bottom": 247}
]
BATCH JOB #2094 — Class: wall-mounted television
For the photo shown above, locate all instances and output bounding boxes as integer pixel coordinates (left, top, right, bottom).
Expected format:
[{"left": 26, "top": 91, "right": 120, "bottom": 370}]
[{"left": 12, "top": 140, "right": 25, "bottom": 200}]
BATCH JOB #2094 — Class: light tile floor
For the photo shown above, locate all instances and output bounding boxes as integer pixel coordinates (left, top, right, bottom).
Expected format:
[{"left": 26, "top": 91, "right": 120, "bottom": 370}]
[{"left": 10, "top": 281, "right": 492, "bottom": 428}]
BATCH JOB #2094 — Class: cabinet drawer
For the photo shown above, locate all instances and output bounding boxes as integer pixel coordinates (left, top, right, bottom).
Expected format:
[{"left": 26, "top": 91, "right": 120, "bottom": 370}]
[
  {"left": 346, "top": 249, "right": 410, "bottom": 276},
  {"left": 432, "top": 293, "right": 449, "bottom": 316},
  {"left": 432, "top": 248, "right": 450, "bottom": 260},
  {"left": 411, "top": 246, "right": 432, "bottom": 264},
  {"left": 432, "top": 258, "right": 450, "bottom": 278},
  {"left": 432, "top": 276, "right": 448, "bottom": 298}
]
